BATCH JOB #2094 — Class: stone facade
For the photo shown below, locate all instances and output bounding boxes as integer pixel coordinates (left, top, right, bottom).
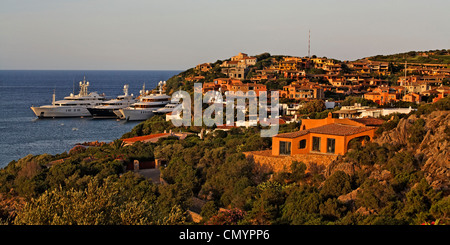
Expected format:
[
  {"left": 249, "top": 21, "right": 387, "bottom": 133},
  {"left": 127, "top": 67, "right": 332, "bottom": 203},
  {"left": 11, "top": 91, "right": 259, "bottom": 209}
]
[{"left": 244, "top": 150, "right": 338, "bottom": 173}]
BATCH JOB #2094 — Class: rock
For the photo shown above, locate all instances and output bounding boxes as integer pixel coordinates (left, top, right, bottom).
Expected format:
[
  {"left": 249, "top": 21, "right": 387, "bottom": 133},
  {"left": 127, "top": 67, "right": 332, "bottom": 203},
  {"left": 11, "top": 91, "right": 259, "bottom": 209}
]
[
  {"left": 329, "top": 110, "right": 449, "bottom": 191},
  {"left": 376, "top": 110, "right": 450, "bottom": 191},
  {"left": 338, "top": 188, "right": 360, "bottom": 204},
  {"left": 325, "top": 160, "right": 361, "bottom": 178}
]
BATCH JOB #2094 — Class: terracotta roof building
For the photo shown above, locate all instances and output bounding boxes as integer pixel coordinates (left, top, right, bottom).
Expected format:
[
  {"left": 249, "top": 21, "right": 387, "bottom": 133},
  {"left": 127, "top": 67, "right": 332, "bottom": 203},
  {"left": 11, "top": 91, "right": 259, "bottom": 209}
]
[
  {"left": 272, "top": 113, "right": 376, "bottom": 156},
  {"left": 122, "top": 131, "right": 193, "bottom": 145}
]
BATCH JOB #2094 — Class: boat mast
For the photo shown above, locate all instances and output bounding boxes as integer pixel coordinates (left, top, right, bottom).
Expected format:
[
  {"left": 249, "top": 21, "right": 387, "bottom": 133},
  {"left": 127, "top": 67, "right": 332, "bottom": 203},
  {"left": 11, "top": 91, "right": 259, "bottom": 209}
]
[
  {"left": 123, "top": 84, "right": 129, "bottom": 96},
  {"left": 52, "top": 89, "right": 56, "bottom": 106},
  {"left": 79, "top": 76, "right": 89, "bottom": 96}
]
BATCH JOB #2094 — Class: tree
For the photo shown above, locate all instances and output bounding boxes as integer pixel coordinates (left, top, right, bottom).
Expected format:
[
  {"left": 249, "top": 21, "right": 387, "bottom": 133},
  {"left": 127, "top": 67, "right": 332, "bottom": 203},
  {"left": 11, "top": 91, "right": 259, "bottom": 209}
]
[
  {"left": 200, "top": 153, "right": 256, "bottom": 207},
  {"left": 340, "top": 63, "right": 353, "bottom": 74},
  {"left": 299, "top": 100, "right": 325, "bottom": 114},
  {"left": 290, "top": 161, "right": 307, "bottom": 182},
  {"left": 400, "top": 178, "right": 442, "bottom": 224},
  {"left": 111, "top": 139, "right": 125, "bottom": 151},
  {"left": 204, "top": 208, "right": 246, "bottom": 225},
  {"left": 320, "top": 171, "right": 352, "bottom": 199},
  {"left": 14, "top": 176, "right": 176, "bottom": 225},
  {"left": 356, "top": 178, "right": 397, "bottom": 212},
  {"left": 200, "top": 201, "right": 218, "bottom": 222},
  {"left": 281, "top": 185, "right": 322, "bottom": 225},
  {"left": 388, "top": 62, "right": 404, "bottom": 74},
  {"left": 341, "top": 96, "right": 378, "bottom": 107},
  {"left": 319, "top": 198, "right": 347, "bottom": 222},
  {"left": 247, "top": 181, "right": 285, "bottom": 224},
  {"left": 408, "top": 118, "right": 426, "bottom": 144},
  {"left": 430, "top": 196, "right": 450, "bottom": 225}
]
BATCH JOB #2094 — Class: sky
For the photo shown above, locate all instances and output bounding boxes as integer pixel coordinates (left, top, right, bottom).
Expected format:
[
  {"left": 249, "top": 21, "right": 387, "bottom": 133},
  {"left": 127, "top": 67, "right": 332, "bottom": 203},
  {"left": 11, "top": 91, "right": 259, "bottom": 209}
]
[{"left": 0, "top": 0, "right": 449, "bottom": 70}]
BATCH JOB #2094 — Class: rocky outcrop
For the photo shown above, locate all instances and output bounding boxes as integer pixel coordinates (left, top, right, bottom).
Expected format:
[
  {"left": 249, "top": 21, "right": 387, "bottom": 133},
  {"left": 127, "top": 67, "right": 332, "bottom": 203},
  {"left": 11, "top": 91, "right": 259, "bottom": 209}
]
[
  {"left": 326, "top": 110, "right": 449, "bottom": 191},
  {"left": 325, "top": 160, "right": 361, "bottom": 178},
  {"left": 376, "top": 111, "right": 450, "bottom": 191},
  {"left": 416, "top": 111, "right": 450, "bottom": 191}
]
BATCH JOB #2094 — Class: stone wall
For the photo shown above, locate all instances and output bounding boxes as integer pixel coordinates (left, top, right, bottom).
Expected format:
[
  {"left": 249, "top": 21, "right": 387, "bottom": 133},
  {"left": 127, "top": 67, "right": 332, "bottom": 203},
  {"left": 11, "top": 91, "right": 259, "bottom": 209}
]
[{"left": 244, "top": 150, "right": 338, "bottom": 173}]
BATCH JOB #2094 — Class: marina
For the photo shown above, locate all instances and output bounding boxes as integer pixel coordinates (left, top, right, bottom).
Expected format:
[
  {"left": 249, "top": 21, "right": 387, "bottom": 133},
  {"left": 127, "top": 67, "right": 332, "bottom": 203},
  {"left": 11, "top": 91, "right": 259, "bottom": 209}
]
[
  {"left": 31, "top": 79, "right": 176, "bottom": 121},
  {"left": 0, "top": 70, "right": 181, "bottom": 168}
]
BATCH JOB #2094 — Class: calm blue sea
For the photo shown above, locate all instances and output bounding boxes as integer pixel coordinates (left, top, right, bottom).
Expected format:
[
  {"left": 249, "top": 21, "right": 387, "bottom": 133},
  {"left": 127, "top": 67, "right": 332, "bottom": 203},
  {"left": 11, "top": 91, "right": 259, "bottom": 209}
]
[{"left": 0, "top": 70, "right": 181, "bottom": 168}]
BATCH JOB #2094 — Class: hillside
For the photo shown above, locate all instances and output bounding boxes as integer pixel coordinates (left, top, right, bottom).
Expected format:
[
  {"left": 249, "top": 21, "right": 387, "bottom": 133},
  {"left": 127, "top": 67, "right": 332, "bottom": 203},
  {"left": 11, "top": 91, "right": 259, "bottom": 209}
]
[
  {"left": 367, "top": 49, "right": 450, "bottom": 65},
  {"left": 1, "top": 97, "right": 449, "bottom": 225},
  {"left": 375, "top": 110, "right": 450, "bottom": 191},
  {"left": 1, "top": 50, "right": 449, "bottom": 226}
]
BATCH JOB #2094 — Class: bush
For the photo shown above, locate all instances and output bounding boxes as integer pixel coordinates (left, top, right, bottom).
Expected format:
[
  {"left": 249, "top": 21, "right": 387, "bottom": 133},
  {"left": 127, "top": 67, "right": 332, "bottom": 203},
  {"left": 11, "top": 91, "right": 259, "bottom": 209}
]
[
  {"left": 320, "top": 171, "right": 352, "bottom": 199},
  {"left": 13, "top": 175, "right": 173, "bottom": 225},
  {"left": 408, "top": 118, "right": 426, "bottom": 144},
  {"left": 204, "top": 208, "right": 246, "bottom": 225}
]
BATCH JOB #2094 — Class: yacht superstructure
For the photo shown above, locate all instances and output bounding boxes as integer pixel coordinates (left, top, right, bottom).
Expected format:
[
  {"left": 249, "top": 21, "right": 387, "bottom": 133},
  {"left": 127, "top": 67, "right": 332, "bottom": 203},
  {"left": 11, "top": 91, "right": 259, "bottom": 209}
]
[
  {"left": 118, "top": 81, "right": 170, "bottom": 121},
  {"left": 87, "top": 85, "right": 136, "bottom": 118},
  {"left": 30, "top": 77, "right": 106, "bottom": 118},
  {"left": 154, "top": 90, "right": 183, "bottom": 114}
]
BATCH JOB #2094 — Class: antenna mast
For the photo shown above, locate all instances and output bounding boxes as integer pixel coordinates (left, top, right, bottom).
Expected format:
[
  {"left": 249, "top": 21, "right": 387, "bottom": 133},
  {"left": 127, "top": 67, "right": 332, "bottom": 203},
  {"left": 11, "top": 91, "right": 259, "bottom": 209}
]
[{"left": 308, "top": 29, "right": 311, "bottom": 58}]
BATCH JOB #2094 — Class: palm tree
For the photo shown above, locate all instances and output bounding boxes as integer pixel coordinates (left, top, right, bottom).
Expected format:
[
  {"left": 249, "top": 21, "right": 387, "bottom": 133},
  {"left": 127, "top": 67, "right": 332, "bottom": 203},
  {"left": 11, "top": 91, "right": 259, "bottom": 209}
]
[
  {"left": 111, "top": 139, "right": 125, "bottom": 151},
  {"left": 108, "top": 139, "right": 125, "bottom": 159}
]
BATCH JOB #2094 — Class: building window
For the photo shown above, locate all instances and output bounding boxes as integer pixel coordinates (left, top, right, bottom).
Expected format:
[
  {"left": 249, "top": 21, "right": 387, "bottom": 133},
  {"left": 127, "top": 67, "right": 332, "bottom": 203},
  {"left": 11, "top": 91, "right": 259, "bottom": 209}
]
[
  {"left": 279, "top": 141, "right": 291, "bottom": 155},
  {"left": 299, "top": 139, "right": 306, "bottom": 149},
  {"left": 327, "top": 138, "right": 335, "bottom": 154},
  {"left": 312, "top": 137, "right": 321, "bottom": 152}
]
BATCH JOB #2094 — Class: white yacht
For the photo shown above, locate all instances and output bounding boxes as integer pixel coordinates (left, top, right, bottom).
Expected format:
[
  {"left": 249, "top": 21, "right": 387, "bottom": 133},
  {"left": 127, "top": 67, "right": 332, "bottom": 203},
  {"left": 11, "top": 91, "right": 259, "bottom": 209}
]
[
  {"left": 118, "top": 81, "right": 170, "bottom": 121},
  {"left": 31, "top": 77, "right": 106, "bottom": 118},
  {"left": 87, "top": 85, "right": 136, "bottom": 118},
  {"left": 154, "top": 102, "right": 181, "bottom": 114},
  {"left": 113, "top": 83, "right": 147, "bottom": 119},
  {"left": 154, "top": 90, "right": 183, "bottom": 114}
]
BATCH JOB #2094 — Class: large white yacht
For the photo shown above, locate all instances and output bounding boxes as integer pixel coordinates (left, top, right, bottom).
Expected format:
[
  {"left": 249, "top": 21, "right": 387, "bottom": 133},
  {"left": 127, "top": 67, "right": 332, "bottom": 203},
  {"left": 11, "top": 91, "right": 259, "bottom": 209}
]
[
  {"left": 154, "top": 89, "right": 184, "bottom": 115},
  {"left": 87, "top": 84, "right": 136, "bottom": 118},
  {"left": 31, "top": 77, "right": 106, "bottom": 118},
  {"left": 154, "top": 101, "right": 181, "bottom": 114},
  {"left": 118, "top": 81, "right": 170, "bottom": 121}
]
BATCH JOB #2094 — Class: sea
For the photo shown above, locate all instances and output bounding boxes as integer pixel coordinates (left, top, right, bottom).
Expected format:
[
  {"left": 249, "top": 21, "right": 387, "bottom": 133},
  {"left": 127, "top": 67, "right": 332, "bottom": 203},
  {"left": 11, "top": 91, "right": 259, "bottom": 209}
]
[{"left": 0, "top": 70, "right": 182, "bottom": 168}]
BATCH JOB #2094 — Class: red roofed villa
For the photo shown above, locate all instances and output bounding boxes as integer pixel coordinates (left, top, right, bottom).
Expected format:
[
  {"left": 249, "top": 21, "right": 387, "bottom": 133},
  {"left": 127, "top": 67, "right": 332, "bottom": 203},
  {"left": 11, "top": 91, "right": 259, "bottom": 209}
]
[{"left": 272, "top": 113, "right": 377, "bottom": 156}]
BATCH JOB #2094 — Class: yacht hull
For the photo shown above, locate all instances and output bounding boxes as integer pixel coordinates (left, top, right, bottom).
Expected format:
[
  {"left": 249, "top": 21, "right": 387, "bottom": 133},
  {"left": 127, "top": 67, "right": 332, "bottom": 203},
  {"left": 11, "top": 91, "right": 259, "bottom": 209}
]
[
  {"left": 119, "top": 108, "right": 155, "bottom": 121},
  {"left": 87, "top": 108, "right": 119, "bottom": 119},
  {"left": 31, "top": 106, "right": 91, "bottom": 118}
]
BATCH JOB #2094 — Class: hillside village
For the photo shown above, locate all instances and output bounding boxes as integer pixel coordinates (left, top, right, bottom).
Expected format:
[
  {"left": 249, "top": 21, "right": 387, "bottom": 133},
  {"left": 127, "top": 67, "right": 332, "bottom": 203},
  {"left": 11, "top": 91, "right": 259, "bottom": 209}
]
[
  {"left": 173, "top": 50, "right": 449, "bottom": 110},
  {"left": 1, "top": 50, "right": 449, "bottom": 226},
  {"left": 119, "top": 49, "right": 449, "bottom": 178},
  {"left": 163, "top": 50, "right": 450, "bottom": 155}
]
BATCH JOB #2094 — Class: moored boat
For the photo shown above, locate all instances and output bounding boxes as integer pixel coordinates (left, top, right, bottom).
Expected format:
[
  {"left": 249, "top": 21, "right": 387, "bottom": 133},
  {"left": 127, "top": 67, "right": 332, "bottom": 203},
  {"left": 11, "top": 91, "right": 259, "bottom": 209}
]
[
  {"left": 119, "top": 81, "right": 170, "bottom": 121},
  {"left": 30, "top": 77, "right": 106, "bottom": 118},
  {"left": 87, "top": 85, "right": 136, "bottom": 118}
]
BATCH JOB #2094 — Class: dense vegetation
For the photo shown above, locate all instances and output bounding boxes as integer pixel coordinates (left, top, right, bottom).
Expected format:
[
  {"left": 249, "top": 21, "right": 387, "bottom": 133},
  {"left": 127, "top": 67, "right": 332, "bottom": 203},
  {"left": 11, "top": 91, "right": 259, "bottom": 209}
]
[
  {"left": 1, "top": 51, "right": 449, "bottom": 225},
  {"left": 1, "top": 96, "right": 449, "bottom": 225},
  {"left": 368, "top": 49, "right": 450, "bottom": 65}
]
